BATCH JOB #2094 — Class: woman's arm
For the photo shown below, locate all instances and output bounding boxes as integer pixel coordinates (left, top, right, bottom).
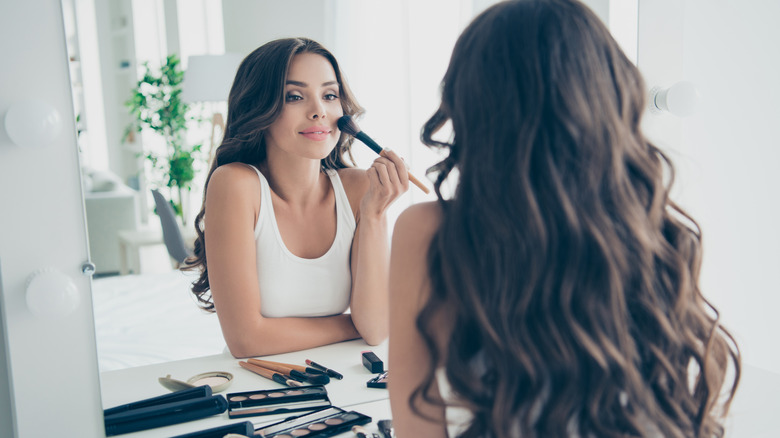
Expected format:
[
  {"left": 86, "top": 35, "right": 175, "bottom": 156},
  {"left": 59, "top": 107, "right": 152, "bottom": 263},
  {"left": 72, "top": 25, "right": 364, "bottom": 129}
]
[
  {"left": 388, "top": 202, "right": 448, "bottom": 437},
  {"left": 205, "top": 164, "right": 359, "bottom": 358},
  {"left": 344, "top": 150, "right": 409, "bottom": 345}
]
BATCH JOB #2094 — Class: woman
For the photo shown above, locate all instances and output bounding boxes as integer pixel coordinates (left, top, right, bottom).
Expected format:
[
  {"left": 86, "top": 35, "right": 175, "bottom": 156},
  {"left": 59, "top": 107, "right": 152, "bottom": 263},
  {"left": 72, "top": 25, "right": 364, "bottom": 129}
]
[
  {"left": 388, "top": 1, "right": 740, "bottom": 437},
  {"left": 185, "top": 38, "right": 408, "bottom": 357}
]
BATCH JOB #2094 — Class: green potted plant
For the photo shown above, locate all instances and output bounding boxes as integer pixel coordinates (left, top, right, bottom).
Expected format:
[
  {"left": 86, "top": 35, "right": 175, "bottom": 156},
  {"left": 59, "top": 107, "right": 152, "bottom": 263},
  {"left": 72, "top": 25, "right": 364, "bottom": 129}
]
[{"left": 125, "top": 54, "right": 203, "bottom": 225}]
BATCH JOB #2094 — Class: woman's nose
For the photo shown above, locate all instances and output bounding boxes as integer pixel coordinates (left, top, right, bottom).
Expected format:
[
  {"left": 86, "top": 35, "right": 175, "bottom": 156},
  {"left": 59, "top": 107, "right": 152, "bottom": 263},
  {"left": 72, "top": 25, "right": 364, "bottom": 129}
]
[{"left": 309, "top": 100, "right": 326, "bottom": 120}]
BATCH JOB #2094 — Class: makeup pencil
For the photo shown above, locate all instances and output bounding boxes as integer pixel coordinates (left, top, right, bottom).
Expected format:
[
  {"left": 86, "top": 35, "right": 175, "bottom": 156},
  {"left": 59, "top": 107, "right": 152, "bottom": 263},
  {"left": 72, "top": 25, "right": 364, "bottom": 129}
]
[
  {"left": 238, "top": 361, "right": 303, "bottom": 387},
  {"left": 337, "top": 115, "right": 430, "bottom": 194},
  {"left": 305, "top": 359, "right": 344, "bottom": 380},
  {"left": 247, "top": 358, "right": 330, "bottom": 384}
]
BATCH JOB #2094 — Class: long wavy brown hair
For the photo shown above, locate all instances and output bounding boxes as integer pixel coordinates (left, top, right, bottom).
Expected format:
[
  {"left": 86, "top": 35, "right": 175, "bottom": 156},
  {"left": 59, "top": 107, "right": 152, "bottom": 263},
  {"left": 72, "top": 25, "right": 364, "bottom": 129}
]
[
  {"left": 415, "top": 1, "right": 740, "bottom": 437},
  {"left": 183, "top": 38, "right": 363, "bottom": 310}
]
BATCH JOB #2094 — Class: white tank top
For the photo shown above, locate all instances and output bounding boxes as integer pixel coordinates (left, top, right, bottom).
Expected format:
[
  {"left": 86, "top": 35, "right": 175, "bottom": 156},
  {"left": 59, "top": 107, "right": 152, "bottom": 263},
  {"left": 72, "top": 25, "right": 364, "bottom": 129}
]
[{"left": 249, "top": 165, "right": 356, "bottom": 318}]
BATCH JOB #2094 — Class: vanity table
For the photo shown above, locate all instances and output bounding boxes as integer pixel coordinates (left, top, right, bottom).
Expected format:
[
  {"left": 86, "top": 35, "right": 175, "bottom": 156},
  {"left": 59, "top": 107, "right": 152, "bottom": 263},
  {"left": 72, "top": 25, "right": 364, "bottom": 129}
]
[
  {"left": 101, "top": 337, "right": 780, "bottom": 438},
  {"left": 99, "top": 340, "right": 393, "bottom": 437}
]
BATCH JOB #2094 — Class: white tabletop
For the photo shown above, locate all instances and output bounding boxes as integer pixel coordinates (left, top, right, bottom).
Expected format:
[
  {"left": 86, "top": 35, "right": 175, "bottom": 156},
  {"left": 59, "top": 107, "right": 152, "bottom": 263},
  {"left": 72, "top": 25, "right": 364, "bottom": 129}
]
[
  {"left": 100, "top": 338, "right": 780, "bottom": 437},
  {"left": 100, "top": 339, "right": 392, "bottom": 437}
]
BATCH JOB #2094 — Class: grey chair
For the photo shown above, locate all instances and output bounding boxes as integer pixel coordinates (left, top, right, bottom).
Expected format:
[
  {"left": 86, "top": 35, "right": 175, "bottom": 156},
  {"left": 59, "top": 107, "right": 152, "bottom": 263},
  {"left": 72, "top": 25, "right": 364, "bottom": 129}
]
[{"left": 151, "top": 189, "right": 193, "bottom": 266}]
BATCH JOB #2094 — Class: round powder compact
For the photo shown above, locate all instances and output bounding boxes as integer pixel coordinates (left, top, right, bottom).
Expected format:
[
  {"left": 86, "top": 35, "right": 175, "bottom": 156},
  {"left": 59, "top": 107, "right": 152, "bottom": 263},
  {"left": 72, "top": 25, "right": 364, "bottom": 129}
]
[
  {"left": 186, "top": 371, "right": 234, "bottom": 393},
  {"left": 159, "top": 371, "right": 234, "bottom": 393}
]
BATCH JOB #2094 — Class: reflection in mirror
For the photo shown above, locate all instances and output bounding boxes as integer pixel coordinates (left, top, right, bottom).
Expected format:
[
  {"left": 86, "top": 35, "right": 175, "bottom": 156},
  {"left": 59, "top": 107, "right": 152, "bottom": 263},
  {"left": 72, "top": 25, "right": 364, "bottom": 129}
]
[{"left": 60, "top": 0, "right": 636, "bottom": 378}]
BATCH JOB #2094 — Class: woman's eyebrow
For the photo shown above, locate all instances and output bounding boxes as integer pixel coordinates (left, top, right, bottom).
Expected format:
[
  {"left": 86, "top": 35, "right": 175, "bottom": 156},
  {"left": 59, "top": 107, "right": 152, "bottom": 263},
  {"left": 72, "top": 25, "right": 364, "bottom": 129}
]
[{"left": 285, "top": 80, "right": 339, "bottom": 87}]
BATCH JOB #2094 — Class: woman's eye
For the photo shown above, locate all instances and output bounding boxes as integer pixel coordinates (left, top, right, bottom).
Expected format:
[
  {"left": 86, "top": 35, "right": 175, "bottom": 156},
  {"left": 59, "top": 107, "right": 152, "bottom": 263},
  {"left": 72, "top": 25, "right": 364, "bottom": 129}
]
[
  {"left": 324, "top": 93, "right": 339, "bottom": 101},
  {"left": 285, "top": 93, "right": 303, "bottom": 102}
]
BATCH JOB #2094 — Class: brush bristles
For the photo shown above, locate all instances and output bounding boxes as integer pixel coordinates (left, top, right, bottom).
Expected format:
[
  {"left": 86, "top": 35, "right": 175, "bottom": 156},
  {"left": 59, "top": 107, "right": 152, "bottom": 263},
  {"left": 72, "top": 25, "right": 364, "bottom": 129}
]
[
  {"left": 306, "top": 373, "right": 330, "bottom": 384},
  {"left": 337, "top": 115, "right": 361, "bottom": 137}
]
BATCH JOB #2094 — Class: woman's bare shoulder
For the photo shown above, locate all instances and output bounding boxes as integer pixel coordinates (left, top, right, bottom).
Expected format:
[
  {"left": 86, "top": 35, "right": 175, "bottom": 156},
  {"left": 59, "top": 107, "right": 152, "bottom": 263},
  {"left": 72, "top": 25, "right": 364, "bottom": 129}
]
[
  {"left": 206, "top": 163, "right": 263, "bottom": 212},
  {"left": 393, "top": 201, "right": 443, "bottom": 246},
  {"left": 210, "top": 162, "right": 259, "bottom": 184},
  {"left": 208, "top": 163, "right": 261, "bottom": 193},
  {"left": 337, "top": 166, "right": 368, "bottom": 193}
]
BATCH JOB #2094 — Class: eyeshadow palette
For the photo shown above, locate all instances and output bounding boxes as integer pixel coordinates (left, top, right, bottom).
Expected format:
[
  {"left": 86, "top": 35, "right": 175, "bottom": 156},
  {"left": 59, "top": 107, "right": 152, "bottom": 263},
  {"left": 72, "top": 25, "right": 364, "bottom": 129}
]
[
  {"left": 226, "top": 385, "right": 330, "bottom": 419},
  {"left": 254, "top": 406, "right": 371, "bottom": 438},
  {"left": 366, "top": 371, "right": 388, "bottom": 389}
]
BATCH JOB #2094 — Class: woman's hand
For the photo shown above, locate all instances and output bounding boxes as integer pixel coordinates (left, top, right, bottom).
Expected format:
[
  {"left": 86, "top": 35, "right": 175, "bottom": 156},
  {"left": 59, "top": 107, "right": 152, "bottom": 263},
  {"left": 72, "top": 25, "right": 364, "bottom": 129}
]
[{"left": 359, "top": 149, "right": 410, "bottom": 219}]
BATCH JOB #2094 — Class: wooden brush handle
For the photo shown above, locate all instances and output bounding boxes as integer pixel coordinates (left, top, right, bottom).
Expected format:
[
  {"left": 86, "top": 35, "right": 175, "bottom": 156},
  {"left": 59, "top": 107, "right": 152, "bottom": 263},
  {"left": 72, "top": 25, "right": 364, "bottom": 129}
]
[
  {"left": 239, "top": 361, "right": 301, "bottom": 387},
  {"left": 248, "top": 358, "right": 296, "bottom": 374},
  {"left": 379, "top": 150, "right": 430, "bottom": 194},
  {"left": 239, "top": 361, "right": 276, "bottom": 379},
  {"left": 406, "top": 172, "right": 430, "bottom": 194},
  {"left": 248, "top": 358, "right": 309, "bottom": 373}
]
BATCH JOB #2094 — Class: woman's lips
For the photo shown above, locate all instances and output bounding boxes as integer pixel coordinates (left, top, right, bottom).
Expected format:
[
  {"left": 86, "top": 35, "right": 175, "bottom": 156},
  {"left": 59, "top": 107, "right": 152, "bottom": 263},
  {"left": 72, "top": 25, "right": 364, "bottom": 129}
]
[{"left": 299, "top": 127, "right": 332, "bottom": 141}]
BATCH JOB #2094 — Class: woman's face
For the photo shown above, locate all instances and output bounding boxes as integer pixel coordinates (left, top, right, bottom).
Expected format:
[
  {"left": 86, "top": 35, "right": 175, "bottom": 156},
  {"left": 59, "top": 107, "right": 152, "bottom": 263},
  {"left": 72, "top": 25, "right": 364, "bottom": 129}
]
[{"left": 265, "top": 52, "right": 344, "bottom": 161}]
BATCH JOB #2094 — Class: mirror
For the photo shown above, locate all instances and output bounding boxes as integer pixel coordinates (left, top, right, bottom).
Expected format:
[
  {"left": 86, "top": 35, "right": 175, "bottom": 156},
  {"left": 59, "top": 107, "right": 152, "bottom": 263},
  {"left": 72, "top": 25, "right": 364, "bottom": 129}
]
[
  {"left": 59, "top": 0, "right": 637, "bottom": 385},
  {"left": 61, "top": 0, "right": 490, "bottom": 374}
]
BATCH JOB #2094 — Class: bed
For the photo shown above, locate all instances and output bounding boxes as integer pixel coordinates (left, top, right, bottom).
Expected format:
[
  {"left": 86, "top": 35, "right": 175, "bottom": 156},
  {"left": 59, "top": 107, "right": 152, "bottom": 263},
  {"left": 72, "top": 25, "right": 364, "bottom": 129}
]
[{"left": 91, "top": 270, "right": 227, "bottom": 372}]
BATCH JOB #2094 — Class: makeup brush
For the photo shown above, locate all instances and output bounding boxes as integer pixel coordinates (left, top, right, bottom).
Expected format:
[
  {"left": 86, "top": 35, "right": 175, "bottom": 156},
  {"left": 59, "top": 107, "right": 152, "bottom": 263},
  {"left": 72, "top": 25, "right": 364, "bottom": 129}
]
[
  {"left": 248, "top": 358, "right": 327, "bottom": 376},
  {"left": 337, "top": 115, "right": 430, "bottom": 194},
  {"left": 238, "top": 361, "right": 303, "bottom": 387},
  {"left": 305, "top": 359, "right": 344, "bottom": 380},
  {"left": 247, "top": 358, "right": 330, "bottom": 385}
]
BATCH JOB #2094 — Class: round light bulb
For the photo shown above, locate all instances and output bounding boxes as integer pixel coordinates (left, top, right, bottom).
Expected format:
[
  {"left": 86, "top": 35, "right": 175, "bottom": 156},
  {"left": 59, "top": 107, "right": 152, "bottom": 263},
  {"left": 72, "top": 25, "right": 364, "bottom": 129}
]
[
  {"left": 651, "top": 81, "right": 700, "bottom": 117},
  {"left": 4, "top": 99, "right": 62, "bottom": 147},
  {"left": 25, "top": 268, "right": 80, "bottom": 318}
]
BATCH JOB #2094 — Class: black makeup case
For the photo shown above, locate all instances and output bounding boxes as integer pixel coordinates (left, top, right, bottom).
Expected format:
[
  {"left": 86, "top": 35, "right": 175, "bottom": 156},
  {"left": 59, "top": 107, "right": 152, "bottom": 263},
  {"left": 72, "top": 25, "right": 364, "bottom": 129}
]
[
  {"left": 172, "top": 420, "right": 255, "bottom": 438},
  {"left": 103, "top": 386, "right": 228, "bottom": 436},
  {"left": 226, "top": 384, "right": 331, "bottom": 419},
  {"left": 254, "top": 406, "right": 371, "bottom": 438}
]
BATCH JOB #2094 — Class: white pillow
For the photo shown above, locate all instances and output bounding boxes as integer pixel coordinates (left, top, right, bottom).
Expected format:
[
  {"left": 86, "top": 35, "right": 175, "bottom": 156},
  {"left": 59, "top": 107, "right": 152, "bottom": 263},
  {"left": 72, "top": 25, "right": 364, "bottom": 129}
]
[{"left": 89, "top": 170, "right": 121, "bottom": 192}]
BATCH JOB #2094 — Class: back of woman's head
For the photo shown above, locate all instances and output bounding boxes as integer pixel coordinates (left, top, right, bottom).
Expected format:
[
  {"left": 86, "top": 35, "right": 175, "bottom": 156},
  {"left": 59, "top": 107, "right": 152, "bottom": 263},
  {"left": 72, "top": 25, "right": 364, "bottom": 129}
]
[{"left": 418, "top": 1, "right": 740, "bottom": 437}]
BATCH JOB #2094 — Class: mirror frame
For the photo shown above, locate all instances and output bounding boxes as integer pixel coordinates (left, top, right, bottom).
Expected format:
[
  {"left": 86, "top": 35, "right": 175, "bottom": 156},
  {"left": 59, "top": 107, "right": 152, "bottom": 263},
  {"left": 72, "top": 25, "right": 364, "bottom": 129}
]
[{"left": 0, "top": 0, "right": 103, "bottom": 436}]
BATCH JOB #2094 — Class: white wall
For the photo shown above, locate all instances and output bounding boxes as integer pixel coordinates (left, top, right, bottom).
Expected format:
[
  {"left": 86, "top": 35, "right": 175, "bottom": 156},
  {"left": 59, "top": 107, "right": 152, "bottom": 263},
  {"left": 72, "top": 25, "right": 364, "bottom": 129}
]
[
  {"left": 638, "top": 0, "right": 780, "bottom": 373},
  {"left": 678, "top": 0, "right": 780, "bottom": 372},
  {"left": 222, "top": 0, "right": 334, "bottom": 57}
]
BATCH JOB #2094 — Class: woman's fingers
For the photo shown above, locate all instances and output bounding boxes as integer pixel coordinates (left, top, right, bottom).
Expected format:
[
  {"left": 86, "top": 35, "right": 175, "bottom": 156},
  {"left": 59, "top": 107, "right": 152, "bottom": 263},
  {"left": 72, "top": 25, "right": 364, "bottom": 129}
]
[
  {"left": 361, "top": 149, "right": 411, "bottom": 217},
  {"left": 372, "top": 159, "right": 393, "bottom": 190},
  {"left": 381, "top": 149, "right": 409, "bottom": 189}
]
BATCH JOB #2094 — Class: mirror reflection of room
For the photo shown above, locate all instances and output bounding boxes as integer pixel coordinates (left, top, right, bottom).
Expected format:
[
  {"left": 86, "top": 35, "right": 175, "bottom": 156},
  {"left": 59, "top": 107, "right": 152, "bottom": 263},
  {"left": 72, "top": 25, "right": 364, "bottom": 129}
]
[{"left": 64, "top": 0, "right": 506, "bottom": 372}]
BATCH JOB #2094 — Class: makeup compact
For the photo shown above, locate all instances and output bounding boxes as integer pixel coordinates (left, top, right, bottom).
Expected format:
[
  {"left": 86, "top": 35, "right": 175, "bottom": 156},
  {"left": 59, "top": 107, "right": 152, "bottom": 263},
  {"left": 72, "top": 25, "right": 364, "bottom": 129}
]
[
  {"left": 159, "top": 371, "right": 234, "bottom": 393},
  {"left": 226, "top": 385, "right": 331, "bottom": 419},
  {"left": 171, "top": 420, "right": 255, "bottom": 438},
  {"left": 254, "top": 406, "right": 371, "bottom": 438},
  {"left": 366, "top": 371, "right": 388, "bottom": 389}
]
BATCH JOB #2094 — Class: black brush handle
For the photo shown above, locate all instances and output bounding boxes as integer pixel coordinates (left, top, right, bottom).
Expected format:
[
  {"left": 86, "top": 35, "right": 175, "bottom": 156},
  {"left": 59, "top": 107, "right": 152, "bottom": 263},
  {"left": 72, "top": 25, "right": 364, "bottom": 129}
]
[
  {"left": 290, "top": 369, "right": 330, "bottom": 384},
  {"left": 355, "top": 131, "right": 384, "bottom": 154}
]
